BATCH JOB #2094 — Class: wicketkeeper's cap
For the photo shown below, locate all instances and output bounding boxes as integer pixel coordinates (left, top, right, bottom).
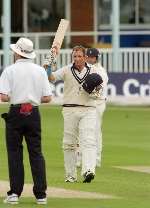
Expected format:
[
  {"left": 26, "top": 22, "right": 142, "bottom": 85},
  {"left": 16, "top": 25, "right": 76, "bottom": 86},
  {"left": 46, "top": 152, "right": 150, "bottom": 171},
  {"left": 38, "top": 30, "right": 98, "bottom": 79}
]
[
  {"left": 10, "top": 37, "right": 36, "bottom": 59},
  {"left": 86, "top": 48, "right": 100, "bottom": 57}
]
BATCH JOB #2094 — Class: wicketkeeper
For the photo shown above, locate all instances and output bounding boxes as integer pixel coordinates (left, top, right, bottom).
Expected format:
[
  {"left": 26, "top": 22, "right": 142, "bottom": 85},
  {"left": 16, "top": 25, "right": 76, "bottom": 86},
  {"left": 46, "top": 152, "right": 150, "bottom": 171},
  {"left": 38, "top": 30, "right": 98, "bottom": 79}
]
[
  {"left": 86, "top": 48, "right": 108, "bottom": 167},
  {"left": 76, "top": 48, "right": 108, "bottom": 168}
]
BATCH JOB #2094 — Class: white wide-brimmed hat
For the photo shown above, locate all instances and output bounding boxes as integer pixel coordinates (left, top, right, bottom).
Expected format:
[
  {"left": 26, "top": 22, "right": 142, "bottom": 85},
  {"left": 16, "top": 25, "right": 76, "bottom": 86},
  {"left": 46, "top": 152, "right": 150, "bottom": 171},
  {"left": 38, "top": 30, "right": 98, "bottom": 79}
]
[{"left": 10, "top": 37, "right": 36, "bottom": 59}]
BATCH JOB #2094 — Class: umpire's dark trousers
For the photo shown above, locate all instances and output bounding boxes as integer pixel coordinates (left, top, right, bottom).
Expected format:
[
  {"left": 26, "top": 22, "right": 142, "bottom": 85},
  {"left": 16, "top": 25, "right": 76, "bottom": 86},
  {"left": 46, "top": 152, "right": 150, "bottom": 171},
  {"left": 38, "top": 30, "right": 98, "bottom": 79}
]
[{"left": 5, "top": 105, "right": 47, "bottom": 199}]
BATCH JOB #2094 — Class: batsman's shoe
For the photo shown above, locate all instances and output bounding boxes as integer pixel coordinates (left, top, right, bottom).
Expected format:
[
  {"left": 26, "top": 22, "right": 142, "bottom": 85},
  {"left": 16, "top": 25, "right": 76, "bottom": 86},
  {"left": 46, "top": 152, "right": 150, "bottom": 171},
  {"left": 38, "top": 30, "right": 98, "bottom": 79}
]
[
  {"left": 83, "top": 171, "right": 95, "bottom": 183},
  {"left": 65, "top": 176, "right": 77, "bottom": 183},
  {"left": 3, "top": 193, "right": 19, "bottom": 204},
  {"left": 37, "top": 198, "right": 47, "bottom": 205}
]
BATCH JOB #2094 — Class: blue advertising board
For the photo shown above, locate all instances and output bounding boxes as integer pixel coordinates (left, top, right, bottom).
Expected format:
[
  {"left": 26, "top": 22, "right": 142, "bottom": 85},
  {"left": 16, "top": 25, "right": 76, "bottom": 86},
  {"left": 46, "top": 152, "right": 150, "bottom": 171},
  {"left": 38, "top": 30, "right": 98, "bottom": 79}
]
[
  {"left": 98, "top": 33, "right": 150, "bottom": 47},
  {"left": 50, "top": 73, "right": 150, "bottom": 98},
  {"left": 108, "top": 73, "right": 150, "bottom": 97}
]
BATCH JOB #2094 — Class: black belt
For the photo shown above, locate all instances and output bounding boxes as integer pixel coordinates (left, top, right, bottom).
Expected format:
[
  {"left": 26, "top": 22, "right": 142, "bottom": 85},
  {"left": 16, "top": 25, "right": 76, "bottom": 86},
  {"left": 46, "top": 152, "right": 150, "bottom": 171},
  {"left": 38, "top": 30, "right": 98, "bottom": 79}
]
[{"left": 62, "top": 104, "right": 94, "bottom": 108}]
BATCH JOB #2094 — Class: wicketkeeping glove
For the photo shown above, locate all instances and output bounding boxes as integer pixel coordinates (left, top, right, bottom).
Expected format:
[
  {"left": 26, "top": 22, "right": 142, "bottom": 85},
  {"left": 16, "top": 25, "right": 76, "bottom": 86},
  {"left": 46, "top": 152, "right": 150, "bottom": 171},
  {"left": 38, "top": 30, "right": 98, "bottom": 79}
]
[{"left": 82, "top": 73, "right": 103, "bottom": 94}]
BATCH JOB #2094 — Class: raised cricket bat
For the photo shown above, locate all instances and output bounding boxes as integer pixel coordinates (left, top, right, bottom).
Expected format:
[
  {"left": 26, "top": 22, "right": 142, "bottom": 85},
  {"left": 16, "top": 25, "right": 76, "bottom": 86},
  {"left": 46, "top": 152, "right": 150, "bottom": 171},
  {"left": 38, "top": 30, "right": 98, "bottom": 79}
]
[
  {"left": 52, "top": 19, "right": 69, "bottom": 53},
  {"left": 44, "top": 19, "right": 69, "bottom": 69}
]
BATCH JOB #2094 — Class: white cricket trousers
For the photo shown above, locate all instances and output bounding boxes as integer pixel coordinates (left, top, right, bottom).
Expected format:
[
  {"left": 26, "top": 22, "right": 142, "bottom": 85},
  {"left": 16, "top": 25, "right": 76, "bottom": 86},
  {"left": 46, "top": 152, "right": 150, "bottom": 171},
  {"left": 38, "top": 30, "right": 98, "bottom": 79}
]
[
  {"left": 62, "top": 107, "right": 97, "bottom": 179},
  {"left": 95, "top": 102, "right": 106, "bottom": 166}
]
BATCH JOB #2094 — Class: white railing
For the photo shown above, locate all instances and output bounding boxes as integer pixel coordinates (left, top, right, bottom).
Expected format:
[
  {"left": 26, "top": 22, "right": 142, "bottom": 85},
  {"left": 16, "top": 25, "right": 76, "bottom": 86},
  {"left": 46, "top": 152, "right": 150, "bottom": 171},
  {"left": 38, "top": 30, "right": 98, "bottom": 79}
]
[
  {"left": 0, "top": 30, "right": 150, "bottom": 49},
  {"left": 0, "top": 48, "right": 150, "bottom": 73},
  {"left": 35, "top": 48, "right": 150, "bottom": 73}
]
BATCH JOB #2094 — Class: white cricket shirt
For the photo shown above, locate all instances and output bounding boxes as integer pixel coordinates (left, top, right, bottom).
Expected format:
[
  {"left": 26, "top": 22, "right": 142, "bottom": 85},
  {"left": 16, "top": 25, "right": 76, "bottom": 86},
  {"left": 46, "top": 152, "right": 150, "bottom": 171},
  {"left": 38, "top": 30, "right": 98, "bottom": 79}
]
[
  {"left": 94, "top": 62, "right": 108, "bottom": 100},
  {"left": 52, "top": 63, "right": 101, "bottom": 107}
]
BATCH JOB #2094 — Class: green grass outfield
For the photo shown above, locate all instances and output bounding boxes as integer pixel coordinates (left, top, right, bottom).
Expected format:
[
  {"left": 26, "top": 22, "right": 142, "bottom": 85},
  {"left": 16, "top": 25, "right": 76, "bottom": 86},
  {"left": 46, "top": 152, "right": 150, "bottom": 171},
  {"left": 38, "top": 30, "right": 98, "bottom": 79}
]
[{"left": 0, "top": 104, "right": 150, "bottom": 208}]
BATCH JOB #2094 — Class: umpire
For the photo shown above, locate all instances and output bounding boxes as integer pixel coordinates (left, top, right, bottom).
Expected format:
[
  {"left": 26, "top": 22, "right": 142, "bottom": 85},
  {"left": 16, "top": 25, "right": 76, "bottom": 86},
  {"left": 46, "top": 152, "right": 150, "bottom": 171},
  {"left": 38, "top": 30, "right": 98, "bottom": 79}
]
[{"left": 0, "top": 37, "right": 52, "bottom": 204}]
